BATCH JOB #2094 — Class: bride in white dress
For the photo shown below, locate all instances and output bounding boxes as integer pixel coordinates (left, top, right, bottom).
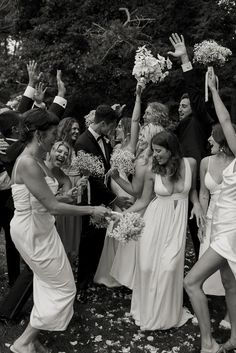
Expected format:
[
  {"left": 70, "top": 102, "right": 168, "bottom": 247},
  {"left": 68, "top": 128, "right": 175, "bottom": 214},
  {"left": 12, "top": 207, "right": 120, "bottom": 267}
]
[
  {"left": 125, "top": 130, "right": 203, "bottom": 330},
  {"left": 9, "top": 109, "right": 109, "bottom": 353}
]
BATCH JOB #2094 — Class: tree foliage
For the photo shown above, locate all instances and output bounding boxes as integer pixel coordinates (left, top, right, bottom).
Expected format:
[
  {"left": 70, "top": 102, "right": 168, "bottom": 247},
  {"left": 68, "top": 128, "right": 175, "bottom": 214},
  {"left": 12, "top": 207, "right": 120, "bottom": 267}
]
[{"left": 0, "top": 0, "right": 235, "bottom": 119}]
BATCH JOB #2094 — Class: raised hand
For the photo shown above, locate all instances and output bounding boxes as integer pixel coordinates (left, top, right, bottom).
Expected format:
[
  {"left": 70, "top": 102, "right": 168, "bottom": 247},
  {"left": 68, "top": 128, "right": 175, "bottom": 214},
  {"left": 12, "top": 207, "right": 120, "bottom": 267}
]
[
  {"left": 56, "top": 70, "right": 66, "bottom": 98},
  {"left": 207, "top": 67, "right": 218, "bottom": 91},
  {"left": 27, "top": 60, "right": 42, "bottom": 88},
  {"left": 111, "top": 103, "right": 126, "bottom": 118},
  {"left": 34, "top": 82, "right": 47, "bottom": 105},
  {"left": 168, "top": 33, "right": 188, "bottom": 61}
]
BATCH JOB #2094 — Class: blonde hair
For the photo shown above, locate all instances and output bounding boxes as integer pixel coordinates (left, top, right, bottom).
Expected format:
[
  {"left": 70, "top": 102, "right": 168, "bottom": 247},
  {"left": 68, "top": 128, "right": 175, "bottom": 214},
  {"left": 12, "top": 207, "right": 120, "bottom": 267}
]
[
  {"left": 49, "top": 141, "right": 72, "bottom": 167},
  {"left": 147, "top": 102, "right": 169, "bottom": 128},
  {"left": 136, "top": 123, "right": 164, "bottom": 163}
]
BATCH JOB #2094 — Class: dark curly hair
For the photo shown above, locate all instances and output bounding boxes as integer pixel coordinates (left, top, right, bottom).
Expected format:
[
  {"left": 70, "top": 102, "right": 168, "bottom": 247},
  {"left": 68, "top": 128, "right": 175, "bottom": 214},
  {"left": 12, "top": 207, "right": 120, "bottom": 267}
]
[{"left": 151, "top": 130, "right": 183, "bottom": 181}]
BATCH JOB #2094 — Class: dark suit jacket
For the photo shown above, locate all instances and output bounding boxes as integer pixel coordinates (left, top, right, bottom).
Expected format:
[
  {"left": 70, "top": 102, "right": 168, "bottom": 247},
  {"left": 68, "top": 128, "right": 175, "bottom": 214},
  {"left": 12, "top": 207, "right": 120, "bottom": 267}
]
[
  {"left": 75, "top": 129, "right": 116, "bottom": 206},
  {"left": 18, "top": 94, "right": 66, "bottom": 119},
  {"left": 174, "top": 68, "right": 214, "bottom": 170}
]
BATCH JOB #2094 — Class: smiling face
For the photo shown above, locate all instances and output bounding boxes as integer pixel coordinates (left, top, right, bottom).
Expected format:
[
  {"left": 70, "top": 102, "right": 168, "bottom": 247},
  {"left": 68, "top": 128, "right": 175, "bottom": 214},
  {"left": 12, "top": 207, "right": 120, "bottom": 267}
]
[
  {"left": 152, "top": 143, "right": 171, "bottom": 165},
  {"left": 50, "top": 144, "right": 70, "bottom": 168},
  {"left": 208, "top": 134, "right": 220, "bottom": 155},
  {"left": 71, "top": 122, "right": 80, "bottom": 141},
  {"left": 178, "top": 98, "right": 192, "bottom": 120}
]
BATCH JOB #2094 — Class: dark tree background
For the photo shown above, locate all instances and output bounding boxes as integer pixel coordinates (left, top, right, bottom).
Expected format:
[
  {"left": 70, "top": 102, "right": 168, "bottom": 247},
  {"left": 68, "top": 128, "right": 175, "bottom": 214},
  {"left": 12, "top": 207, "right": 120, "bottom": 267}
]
[{"left": 0, "top": 0, "right": 235, "bottom": 120}]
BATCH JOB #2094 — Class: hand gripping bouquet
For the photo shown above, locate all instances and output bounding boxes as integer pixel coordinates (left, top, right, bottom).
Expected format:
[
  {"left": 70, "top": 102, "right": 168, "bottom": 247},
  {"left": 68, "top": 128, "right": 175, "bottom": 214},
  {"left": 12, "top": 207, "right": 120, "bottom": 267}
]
[
  {"left": 73, "top": 151, "right": 105, "bottom": 204},
  {"left": 193, "top": 40, "right": 232, "bottom": 101},
  {"left": 132, "top": 45, "right": 172, "bottom": 90},
  {"left": 90, "top": 210, "right": 145, "bottom": 243}
]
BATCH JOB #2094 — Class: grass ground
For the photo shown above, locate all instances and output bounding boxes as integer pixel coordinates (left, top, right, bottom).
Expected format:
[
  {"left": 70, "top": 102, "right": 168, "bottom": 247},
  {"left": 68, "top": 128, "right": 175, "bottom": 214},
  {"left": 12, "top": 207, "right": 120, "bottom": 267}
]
[{"left": 0, "top": 231, "right": 230, "bottom": 353}]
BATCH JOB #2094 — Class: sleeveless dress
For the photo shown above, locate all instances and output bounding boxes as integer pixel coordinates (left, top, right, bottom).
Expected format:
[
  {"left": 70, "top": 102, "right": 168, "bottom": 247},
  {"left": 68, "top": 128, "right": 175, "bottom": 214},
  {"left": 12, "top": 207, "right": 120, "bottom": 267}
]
[
  {"left": 211, "top": 158, "right": 236, "bottom": 278},
  {"left": 56, "top": 150, "right": 82, "bottom": 258},
  {"left": 131, "top": 158, "right": 193, "bottom": 330},
  {"left": 94, "top": 173, "right": 135, "bottom": 287},
  {"left": 10, "top": 158, "right": 76, "bottom": 331},
  {"left": 199, "top": 157, "right": 225, "bottom": 295}
]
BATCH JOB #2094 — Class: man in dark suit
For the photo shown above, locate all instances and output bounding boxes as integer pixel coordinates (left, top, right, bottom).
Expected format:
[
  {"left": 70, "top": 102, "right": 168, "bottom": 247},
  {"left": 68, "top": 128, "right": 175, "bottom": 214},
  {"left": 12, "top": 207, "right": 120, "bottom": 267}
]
[
  {"left": 168, "top": 33, "right": 214, "bottom": 259},
  {"left": 75, "top": 104, "right": 132, "bottom": 300}
]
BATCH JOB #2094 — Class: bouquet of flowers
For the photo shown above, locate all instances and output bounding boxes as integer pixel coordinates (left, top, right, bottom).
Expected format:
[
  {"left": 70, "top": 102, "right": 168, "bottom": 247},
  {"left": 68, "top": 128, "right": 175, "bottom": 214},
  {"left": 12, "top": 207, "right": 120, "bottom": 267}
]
[
  {"left": 74, "top": 151, "right": 105, "bottom": 178},
  {"left": 193, "top": 40, "right": 232, "bottom": 67},
  {"left": 110, "top": 149, "right": 135, "bottom": 175},
  {"left": 84, "top": 110, "right": 96, "bottom": 127},
  {"left": 217, "top": 0, "right": 235, "bottom": 9},
  {"left": 107, "top": 212, "right": 145, "bottom": 243},
  {"left": 132, "top": 45, "right": 172, "bottom": 86},
  {"left": 90, "top": 210, "right": 145, "bottom": 243},
  {"left": 193, "top": 40, "right": 232, "bottom": 102}
]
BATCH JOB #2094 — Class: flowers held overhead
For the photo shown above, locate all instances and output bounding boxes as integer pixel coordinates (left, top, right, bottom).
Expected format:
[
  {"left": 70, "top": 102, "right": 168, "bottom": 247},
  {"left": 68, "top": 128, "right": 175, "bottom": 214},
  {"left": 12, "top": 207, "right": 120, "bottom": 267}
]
[
  {"left": 132, "top": 45, "right": 172, "bottom": 85},
  {"left": 74, "top": 151, "right": 105, "bottom": 178},
  {"left": 193, "top": 40, "right": 232, "bottom": 67},
  {"left": 110, "top": 149, "right": 135, "bottom": 176}
]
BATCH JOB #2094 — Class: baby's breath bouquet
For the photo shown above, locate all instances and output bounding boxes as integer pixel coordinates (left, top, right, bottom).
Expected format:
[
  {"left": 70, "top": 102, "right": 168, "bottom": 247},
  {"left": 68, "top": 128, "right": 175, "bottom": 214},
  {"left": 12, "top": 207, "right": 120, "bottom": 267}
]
[
  {"left": 193, "top": 40, "right": 232, "bottom": 101},
  {"left": 107, "top": 212, "right": 145, "bottom": 243},
  {"left": 74, "top": 151, "right": 105, "bottom": 178},
  {"left": 84, "top": 110, "right": 96, "bottom": 127},
  {"left": 132, "top": 46, "right": 172, "bottom": 87},
  {"left": 110, "top": 149, "right": 135, "bottom": 175}
]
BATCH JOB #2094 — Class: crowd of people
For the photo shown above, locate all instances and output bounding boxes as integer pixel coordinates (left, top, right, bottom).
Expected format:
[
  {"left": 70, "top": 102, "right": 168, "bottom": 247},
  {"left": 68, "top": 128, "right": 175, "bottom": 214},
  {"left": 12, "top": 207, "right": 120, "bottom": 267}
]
[{"left": 0, "top": 33, "right": 236, "bottom": 353}]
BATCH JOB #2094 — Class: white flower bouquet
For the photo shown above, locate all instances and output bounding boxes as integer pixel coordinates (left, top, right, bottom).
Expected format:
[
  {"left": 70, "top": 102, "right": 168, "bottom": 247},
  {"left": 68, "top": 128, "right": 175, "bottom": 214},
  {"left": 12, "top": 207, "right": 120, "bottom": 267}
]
[
  {"left": 110, "top": 149, "right": 135, "bottom": 175},
  {"left": 132, "top": 45, "right": 172, "bottom": 86},
  {"left": 106, "top": 212, "right": 145, "bottom": 243},
  {"left": 193, "top": 40, "right": 232, "bottom": 67},
  {"left": 84, "top": 110, "right": 96, "bottom": 127},
  {"left": 193, "top": 40, "right": 232, "bottom": 102},
  {"left": 74, "top": 151, "right": 105, "bottom": 178}
]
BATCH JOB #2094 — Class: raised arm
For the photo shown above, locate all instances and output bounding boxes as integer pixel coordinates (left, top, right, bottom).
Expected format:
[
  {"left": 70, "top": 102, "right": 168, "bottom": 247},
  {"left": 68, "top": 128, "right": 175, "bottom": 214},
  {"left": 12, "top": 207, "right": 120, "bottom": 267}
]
[
  {"left": 126, "top": 83, "right": 144, "bottom": 154},
  {"left": 168, "top": 33, "right": 212, "bottom": 126},
  {"left": 48, "top": 70, "right": 67, "bottom": 119},
  {"left": 208, "top": 68, "right": 236, "bottom": 156}
]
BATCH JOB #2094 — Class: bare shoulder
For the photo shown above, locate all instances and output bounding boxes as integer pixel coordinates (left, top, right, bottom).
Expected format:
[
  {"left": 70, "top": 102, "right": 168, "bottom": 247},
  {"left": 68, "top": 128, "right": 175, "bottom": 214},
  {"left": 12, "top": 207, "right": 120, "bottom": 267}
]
[{"left": 200, "top": 156, "right": 209, "bottom": 169}]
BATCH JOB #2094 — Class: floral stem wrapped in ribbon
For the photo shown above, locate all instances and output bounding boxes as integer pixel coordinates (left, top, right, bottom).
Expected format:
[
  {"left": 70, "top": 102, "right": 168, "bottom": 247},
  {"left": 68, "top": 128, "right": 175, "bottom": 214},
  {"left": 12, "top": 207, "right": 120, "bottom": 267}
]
[
  {"left": 193, "top": 40, "right": 232, "bottom": 101},
  {"left": 132, "top": 45, "right": 172, "bottom": 88},
  {"left": 73, "top": 151, "right": 105, "bottom": 204}
]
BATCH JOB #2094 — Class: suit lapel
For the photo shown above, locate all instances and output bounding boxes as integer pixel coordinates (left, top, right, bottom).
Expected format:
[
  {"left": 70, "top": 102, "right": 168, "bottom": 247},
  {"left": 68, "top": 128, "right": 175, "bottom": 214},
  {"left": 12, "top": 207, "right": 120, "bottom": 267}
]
[{"left": 86, "top": 130, "right": 111, "bottom": 170}]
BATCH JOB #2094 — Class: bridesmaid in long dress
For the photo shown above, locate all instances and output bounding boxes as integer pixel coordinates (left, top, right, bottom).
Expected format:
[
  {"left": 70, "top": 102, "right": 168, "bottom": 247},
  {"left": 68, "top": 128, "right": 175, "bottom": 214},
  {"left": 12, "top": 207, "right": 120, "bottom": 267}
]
[
  {"left": 9, "top": 109, "right": 109, "bottom": 353},
  {"left": 184, "top": 68, "right": 236, "bottom": 353},
  {"left": 125, "top": 130, "right": 203, "bottom": 330},
  {"left": 56, "top": 117, "right": 83, "bottom": 259}
]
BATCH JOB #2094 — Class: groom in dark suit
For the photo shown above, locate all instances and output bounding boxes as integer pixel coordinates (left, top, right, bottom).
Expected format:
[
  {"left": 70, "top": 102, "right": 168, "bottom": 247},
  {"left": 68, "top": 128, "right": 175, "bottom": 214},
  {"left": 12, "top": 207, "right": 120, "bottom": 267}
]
[{"left": 75, "top": 104, "right": 132, "bottom": 300}]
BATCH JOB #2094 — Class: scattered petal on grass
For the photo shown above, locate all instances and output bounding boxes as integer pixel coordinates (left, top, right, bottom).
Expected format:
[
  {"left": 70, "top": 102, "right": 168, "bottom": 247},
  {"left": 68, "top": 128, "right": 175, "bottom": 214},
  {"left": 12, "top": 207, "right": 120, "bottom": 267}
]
[
  {"left": 70, "top": 341, "right": 78, "bottom": 346},
  {"left": 147, "top": 336, "right": 154, "bottom": 341},
  {"left": 94, "top": 335, "right": 103, "bottom": 342}
]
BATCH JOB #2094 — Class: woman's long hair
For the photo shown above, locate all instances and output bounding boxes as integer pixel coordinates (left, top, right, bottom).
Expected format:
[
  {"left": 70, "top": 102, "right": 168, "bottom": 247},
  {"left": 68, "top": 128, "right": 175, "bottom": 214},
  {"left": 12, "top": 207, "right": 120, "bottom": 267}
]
[
  {"left": 151, "top": 130, "right": 183, "bottom": 181},
  {"left": 57, "top": 117, "right": 80, "bottom": 147}
]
